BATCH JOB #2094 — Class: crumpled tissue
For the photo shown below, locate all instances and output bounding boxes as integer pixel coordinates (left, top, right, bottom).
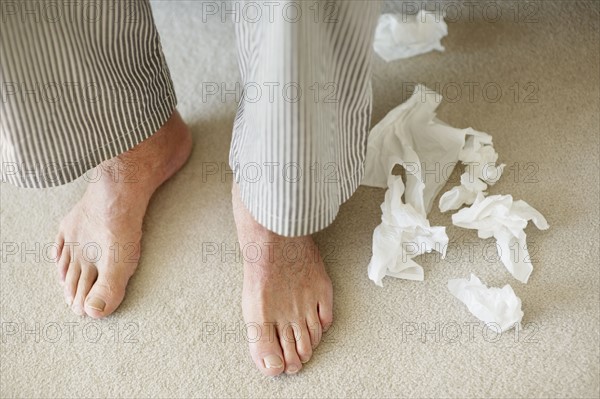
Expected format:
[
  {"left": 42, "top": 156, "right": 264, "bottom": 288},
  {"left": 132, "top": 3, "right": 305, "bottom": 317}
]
[
  {"left": 448, "top": 274, "right": 524, "bottom": 332},
  {"left": 363, "top": 85, "right": 466, "bottom": 285},
  {"left": 439, "top": 132, "right": 506, "bottom": 212},
  {"left": 373, "top": 11, "right": 448, "bottom": 62},
  {"left": 363, "top": 85, "right": 466, "bottom": 214},
  {"left": 369, "top": 173, "right": 448, "bottom": 284},
  {"left": 452, "top": 193, "right": 550, "bottom": 283}
]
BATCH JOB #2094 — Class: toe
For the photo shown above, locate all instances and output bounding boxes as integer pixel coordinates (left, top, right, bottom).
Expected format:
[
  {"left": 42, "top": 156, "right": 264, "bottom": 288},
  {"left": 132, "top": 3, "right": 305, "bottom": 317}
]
[
  {"left": 247, "top": 322, "right": 286, "bottom": 377},
  {"left": 63, "top": 261, "right": 80, "bottom": 307},
  {"left": 84, "top": 271, "right": 128, "bottom": 319},
  {"left": 296, "top": 321, "right": 313, "bottom": 364},
  {"left": 278, "top": 322, "right": 303, "bottom": 374},
  {"left": 306, "top": 310, "right": 323, "bottom": 350},
  {"left": 54, "top": 232, "right": 64, "bottom": 263},
  {"left": 72, "top": 264, "right": 98, "bottom": 316},
  {"left": 318, "top": 299, "right": 333, "bottom": 332},
  {"left": 56, "top": 239, "right": 70, "bottom": 284}
]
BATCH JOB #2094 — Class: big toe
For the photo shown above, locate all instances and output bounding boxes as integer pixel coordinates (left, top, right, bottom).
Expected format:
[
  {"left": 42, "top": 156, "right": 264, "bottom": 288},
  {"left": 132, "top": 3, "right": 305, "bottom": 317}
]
[
  {"left": 84, "top": 271, "right": 129, "bottom": 318},
  {"left": 247, "top": 323, "right": 286, "bottom": 377}
]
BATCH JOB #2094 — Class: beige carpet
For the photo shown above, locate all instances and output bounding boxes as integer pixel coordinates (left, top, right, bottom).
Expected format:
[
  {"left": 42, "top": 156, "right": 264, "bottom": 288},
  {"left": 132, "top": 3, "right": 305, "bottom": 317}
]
[{"left": 1, "top": 1, "right": 599, "bottom": 397}]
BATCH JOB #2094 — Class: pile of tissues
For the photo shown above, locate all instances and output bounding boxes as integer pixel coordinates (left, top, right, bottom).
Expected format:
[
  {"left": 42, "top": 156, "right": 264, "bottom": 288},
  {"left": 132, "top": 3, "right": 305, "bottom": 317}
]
[
  {"left": 373, "top": 11, "right": 448, "bottom": 61},
  {"left": 362, "top": 85, "right": 549, "bottom": 331}
]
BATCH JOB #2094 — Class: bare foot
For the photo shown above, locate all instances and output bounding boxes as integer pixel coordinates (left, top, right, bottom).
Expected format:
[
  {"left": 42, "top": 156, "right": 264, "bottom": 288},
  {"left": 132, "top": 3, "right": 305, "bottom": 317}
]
[
  {"left": 231, "top": 183, "right": 333, "bottom": 376},
  {"left": 55, "top": 111, "right": 192, "bottom": 318}
]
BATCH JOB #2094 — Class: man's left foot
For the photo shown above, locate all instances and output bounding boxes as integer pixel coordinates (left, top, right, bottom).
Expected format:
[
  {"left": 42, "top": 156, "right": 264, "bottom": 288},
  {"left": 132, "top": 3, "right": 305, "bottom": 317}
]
[{"left": 232, "top": 182, "right": 334, "bottom": 376}]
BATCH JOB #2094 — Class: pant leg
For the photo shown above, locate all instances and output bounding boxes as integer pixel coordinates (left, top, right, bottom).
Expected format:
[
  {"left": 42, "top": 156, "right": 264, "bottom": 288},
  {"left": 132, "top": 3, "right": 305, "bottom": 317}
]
[
  {"left": 0, "top": 0, "right": 176, "bottom": 188},
  {"left": 230, "top": 0, "right": 381, "bottom": 236}
]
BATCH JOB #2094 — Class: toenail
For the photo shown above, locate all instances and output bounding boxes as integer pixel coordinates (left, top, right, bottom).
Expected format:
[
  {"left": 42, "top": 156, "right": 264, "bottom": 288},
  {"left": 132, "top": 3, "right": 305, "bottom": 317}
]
[
  {"left": 66, "top": 297, "right": 73, "bottom": 306},
  {"left": 86, "top": 297, "right": 105, "bottom": 311},
  {"left": 287, "top": 365, "right": 299, "bottom": 374},
  {"left": 301, "top": 359, "right": 309, "bottom": 364},
  {"left": 263, "top": 355, "right": 283, "bottom": 369}
]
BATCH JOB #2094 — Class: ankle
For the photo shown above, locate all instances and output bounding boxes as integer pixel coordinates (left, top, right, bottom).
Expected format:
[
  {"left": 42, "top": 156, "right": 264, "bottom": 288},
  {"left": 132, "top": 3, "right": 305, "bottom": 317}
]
[{"left": 106, "top": 111, "right": 192, "bottom": 188}]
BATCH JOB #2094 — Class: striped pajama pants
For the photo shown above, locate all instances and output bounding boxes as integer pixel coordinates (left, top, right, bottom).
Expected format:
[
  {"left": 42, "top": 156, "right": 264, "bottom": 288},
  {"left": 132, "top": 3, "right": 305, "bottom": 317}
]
[{"left": 0, "top": 0, "right": 381, "bottom": 237}]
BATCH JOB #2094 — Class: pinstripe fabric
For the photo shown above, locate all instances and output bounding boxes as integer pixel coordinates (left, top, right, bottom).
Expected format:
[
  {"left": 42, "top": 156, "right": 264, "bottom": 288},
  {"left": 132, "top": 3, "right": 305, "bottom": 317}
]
[
  {"left": 2, "top": 0, "right": 380, "bottom": 237},
  {"left": 230, "top": 0, "right": 381, "bottom": 236},
  {"left": 0, "top": 0, "right": 176, "bottom": 188}
]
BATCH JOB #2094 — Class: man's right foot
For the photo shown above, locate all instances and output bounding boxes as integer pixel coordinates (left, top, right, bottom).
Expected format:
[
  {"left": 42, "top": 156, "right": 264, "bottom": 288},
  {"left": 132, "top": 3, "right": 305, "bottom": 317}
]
[
  {"left": 55, "top": 110, "right": 192, "bottom": 318},
  {"left": 232, "top": 183, "right": 334, "bottom": 376}
]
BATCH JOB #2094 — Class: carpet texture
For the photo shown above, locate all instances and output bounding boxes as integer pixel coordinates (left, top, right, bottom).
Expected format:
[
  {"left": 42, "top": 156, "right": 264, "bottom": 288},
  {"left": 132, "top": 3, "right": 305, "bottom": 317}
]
[{"left": 1, "top": 1, "right": 599, "bottom": 397}]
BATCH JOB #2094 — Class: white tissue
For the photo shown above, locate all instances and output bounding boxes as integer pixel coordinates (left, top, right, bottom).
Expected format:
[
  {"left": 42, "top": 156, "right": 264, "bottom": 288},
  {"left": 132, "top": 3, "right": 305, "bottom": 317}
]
[
  {"left": 448, "top": 274, "right": 524, "bottom": 332},
  {"left": 364, "top": 85, "right": 465, "bottom": 285},
  {"left": 363, "top": 85, "right": 466, "bottom": 215},
  {"left": 368, "top": 174, "right": 448, "bottom": 285},
  {"left": 452, "top": 193, "right": 550, "bottom": 283},
  {"left": 439, "top": 132, "right": 506, "bottom": 212},
  {"left": 373, "top": 11, "right": 447, "bottom": 62},
  {"left": 459, "top": 133, "right": 505, "bottom": 185}
]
